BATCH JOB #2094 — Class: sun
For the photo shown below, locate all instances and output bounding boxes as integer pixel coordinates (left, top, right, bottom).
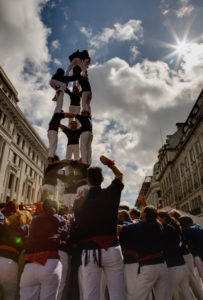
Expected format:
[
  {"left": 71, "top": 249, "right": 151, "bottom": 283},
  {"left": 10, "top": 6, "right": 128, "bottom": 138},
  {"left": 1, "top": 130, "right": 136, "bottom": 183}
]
[{"left": 175, "top": 40, "right": 189, "bottom": 56}]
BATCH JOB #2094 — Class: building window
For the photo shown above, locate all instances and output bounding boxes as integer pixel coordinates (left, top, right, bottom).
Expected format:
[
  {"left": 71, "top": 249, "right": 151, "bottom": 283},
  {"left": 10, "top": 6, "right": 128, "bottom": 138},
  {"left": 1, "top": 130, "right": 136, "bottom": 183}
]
[
  {"left": 180, "top": 162, "right": 184, "bottom": 176},
  {"left": 187, "top": 176, "right": 193, "bottom": 193},
  {"left": 176, "top": 168, "right": 180, "bottom": 181},
  {"left": 189, "top": 148, "right": 195, "bottom": 163},
  {"left": 22, "top": 182, "right": 25, "bottom": 196},
  {"left": 27, "top": 185, "right": 31, "bottom": 200},
  {"left": 22, "top": 140, "right": 25, "bottom": 150},
  {"left": 16, "top": 133, "right": 21, "bottom": 145},
  {"left": 12, "top": 152, "right": 17, "bottom": 164},
  {"left": 200, "top": 166, "right": 203, "bottom": 185},
  {"left": 29, "top": 167, "right": 32, "bottom": 177},
  {"left": 18, "top": 158, "right": 21, "bottom": 167},
  {"left": 8, "top": 174, "right": 14, "bottom": 189},
  {"left": 195, "top": 141, "right": 202, "bottom": 156},
  {"left": 184, "top": 156, "right": 189, "bottom": 169},
  {"left": 2, "top": 114, "right": 7, "bottom": 126},
  {"left": 25, "top": 164, "right": 28, "bottom": 174},
  {"left": 36, "top": 155, "right": 39, "bottom": 164},
  {"left": 193, "top": 172, "right": 200, "bottom": 189},
  {"left": 32, "top": 151, "right": 35, "bottom": 161},
  {"left": 28, "top": 146, "right": 31, "bottom": 156},
  {"left": 15, "top": 178, "right": 19, "bottom": 192}
]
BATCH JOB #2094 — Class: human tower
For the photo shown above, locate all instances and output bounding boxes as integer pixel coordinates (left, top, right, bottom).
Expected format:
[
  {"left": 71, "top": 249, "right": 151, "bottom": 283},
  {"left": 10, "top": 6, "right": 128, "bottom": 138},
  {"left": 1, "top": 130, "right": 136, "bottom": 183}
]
[{"left": 47, "top": 49, "right": 92, "bottom": 168}]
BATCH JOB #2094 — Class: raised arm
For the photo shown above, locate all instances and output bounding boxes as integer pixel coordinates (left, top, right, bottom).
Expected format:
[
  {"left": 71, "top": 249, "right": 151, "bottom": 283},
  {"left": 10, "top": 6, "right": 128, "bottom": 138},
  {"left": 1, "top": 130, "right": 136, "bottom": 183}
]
[{"left": 100, "top": 155, "right": 123, "bottom": 181}]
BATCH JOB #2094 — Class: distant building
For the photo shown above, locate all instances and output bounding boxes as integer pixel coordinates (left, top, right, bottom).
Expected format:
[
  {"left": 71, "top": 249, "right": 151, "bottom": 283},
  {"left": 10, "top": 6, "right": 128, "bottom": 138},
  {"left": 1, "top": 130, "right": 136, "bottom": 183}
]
[
  {"left": 158, "top": 90, "right": 203, "bottom": 216},
  {"left": 0, "top": 66, "right": 48, "bottom": 204},
  {"left": 146, "top": 162, "right": 162, "bottom": 208},
  {"left": 135, "top": 176, "right": 152, "bottom": 208}
]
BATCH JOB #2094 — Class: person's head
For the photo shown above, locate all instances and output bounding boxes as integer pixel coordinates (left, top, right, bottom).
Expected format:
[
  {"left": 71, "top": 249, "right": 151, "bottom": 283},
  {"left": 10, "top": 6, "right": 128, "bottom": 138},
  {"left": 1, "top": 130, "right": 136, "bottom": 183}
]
[
  {"left": 118, "top": 210, "right": 131, "bottom": 222},
  {"left": 87, "top": 167, "right": 104, "bottom": 186},
  {"left": 129, "top": 208, "right": 141, "bottom": 220},
  {"left": 157, "top": 210, "right": 170, "bottom": 225},
  {"left": 179, "top": 216, "right": 194, "bottom": 228},
  {"left": 56, "top": 68, "right": 64, "bottom": 76},
  {"left": 119, "top": 203, "right": 130, "bottom": 211},
  {"left": 169, "top": 209, "right": 182, "bottom": 220},
  {"left": 42, "top": 199, "right": 59, "bottom": 215},
  {"left": 70, "top": 121, "right": 77, "bottom": 130},
  {"left": 72, "top": 86, "right": 79, "bottom": 93},
  {"left": 141, "top": 205, "right": 157, "bottom": 223},
  {"left": 3, "top": 200, "right": 18, "bottom": 217},
  {"left": 6, "top": 210, "right": 27, "bottom": 226}
]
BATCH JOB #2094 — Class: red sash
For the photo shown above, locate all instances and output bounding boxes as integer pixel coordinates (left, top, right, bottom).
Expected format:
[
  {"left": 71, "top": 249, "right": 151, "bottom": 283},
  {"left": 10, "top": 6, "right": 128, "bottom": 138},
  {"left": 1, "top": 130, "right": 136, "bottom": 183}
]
[
  {"left": 0, "top": 245, "right": 20, "bottom": 255},
  {"left": 138, "top": 252, "right": 163, "bottom": 262},
  {"left": 123, "top": 249, "right": 139, "bottom": 261},
  {"left": 25, "top": 250, "right": 58, "bottom": 266},
  {"left": 85, "top": 235, "right": 119, "bottom": 251}
]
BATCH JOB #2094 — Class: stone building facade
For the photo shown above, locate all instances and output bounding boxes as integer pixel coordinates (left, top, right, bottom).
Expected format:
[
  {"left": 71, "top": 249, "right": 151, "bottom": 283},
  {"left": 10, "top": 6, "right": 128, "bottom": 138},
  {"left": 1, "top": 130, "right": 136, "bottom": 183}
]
[
  {"left": 0, "top": 66, "right": 48, "bottom": 204},
  {"left": 158, "top": 90, "right": 203, "bottom": 216}
]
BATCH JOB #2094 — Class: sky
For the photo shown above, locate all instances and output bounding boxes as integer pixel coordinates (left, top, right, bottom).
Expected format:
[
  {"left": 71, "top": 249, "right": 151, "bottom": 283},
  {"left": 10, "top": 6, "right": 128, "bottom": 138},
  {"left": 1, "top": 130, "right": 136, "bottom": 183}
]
[{"left": 0, "top": 0, "right": 203, "bottom": 206}]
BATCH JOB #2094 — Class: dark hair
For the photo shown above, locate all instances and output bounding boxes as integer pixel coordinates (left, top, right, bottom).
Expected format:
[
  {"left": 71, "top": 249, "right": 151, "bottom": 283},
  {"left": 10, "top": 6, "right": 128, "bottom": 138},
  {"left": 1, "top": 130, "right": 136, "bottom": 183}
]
[
  {"left": 142, "top": 205, "right": 161, "bottom": 230},
  {"left": 87, "top": 167, "right": 103, "bottom": 186},
  {"left": 118, "top": 210, "right": 131, "bottom": 221},
  {"left": 179, "top": 216, "right": 193, "bottom": 228},
  {"left": 119, "top": 205, "right": 130, "bottom": 211},
  {"left": 56, "top": 68, "right": 64, "bottom": 75},
  {"left": 169, "top": 209, "right": 182, "bottom": 220},
  {"left": 129, "top": 208, "right": 141, "bottom": 218},
  {"left": 158, "top": 210, "right": 182, "bottom": 233}
]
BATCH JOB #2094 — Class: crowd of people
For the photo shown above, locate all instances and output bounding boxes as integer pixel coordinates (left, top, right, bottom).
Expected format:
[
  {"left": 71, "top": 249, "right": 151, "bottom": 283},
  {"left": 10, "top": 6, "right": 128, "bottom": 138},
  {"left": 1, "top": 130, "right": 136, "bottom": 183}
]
[{"left": 0, "top": 155, "right": 203, "bottom": 300}]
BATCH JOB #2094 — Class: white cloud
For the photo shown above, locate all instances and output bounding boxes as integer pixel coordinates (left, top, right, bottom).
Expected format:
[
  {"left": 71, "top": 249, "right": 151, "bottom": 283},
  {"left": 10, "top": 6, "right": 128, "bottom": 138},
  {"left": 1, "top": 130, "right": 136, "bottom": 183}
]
[
  {"left": 51, "top": 40, "right": 60, "bottom": 50},
  {"left": 80, "top": 19, "right": 143, "bottom": 49},
  {"left": 176, "top": 5, "right": 194, "bottom": 17},
  {"left": 53, "top": 58, "right": 61, "bottom": 65},
  {"left": 130, "top": 45, "right": 140, "bottom": 61}
]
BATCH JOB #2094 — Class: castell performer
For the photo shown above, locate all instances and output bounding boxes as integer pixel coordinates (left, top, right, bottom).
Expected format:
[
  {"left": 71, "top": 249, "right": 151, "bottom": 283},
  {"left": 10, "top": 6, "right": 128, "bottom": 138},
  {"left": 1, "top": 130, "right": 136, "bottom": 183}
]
[
  {"left": 71, "top": 155, "right": 126, "bottom": 300},
  {"left": 49, "top": 68, "right": 69, "bottom": 113},
  {"left": 66, "top": 49, "right": 91, "bottom": 77},
  {"left": 47, "top": 111, "right": 70, "bottom": 164}
]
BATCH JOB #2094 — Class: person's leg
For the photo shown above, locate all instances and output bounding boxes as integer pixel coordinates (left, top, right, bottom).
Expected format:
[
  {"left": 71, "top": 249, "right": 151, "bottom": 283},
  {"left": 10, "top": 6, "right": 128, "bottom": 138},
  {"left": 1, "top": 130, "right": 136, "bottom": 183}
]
[
  {"left": 40, "top": 259, "right": 62, "bottom": 300},
  {"left": 153, "top": 263, "right": 169, "bottom": 300},
  {"left": 20, "top": 263, "right": 41, "bottom": 300},
  {"left": 86, "top": 133, "right": 93, "bottom": 165},
  {"left": 81, "top": 250, "right": 102, "bottom": 300},
  {"left": 54, "top": 90, "right": 64, "bottom": 113},
  {"left": 178, "top": 264, "right": 193, "bottom": 300},
  {"left": 82, "top": 91, "right": 91, "bottom": 113},
  {"left": 66, "top": 145, "right": 72, "bottom": 161},
  {"left": 49, "top": 79, "right": 66, "bottom": 92},
  {"left": 73, "top": 144, "right": 80, "bottom": 161},
  {"left": 47, "top": 130, "right": 58, "bottom": 158},
  {"left": 0, "top": 257, "right": 18, "bottom": 300},
  {"left": 80, "top": 132, "right": 88, "bottom": 164},
  {"left": 57, "top": 251, "right": 70, "bottom": 300},
  {"left": 124, "top": 263, "right": 139, "bottom": 300},
  {"left": 184, "top": 254, "right": 203, "bottom": 300},
  {"left": 102, "top": 246, "right": 125, "bottom": 300},
  {"left": 194, "top": 256, "right": 203, "bottom": 279}
]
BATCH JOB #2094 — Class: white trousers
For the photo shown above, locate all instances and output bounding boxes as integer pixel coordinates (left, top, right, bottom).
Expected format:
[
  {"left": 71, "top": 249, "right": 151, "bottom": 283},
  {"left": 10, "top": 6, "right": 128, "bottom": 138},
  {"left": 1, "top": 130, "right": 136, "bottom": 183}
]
[
  {"left": 0, "top": 257, "right": 18, "bottom": 300},
  {"left": 124, "top": 263, "right": 139, "bottom": 300},
  {"left": 66, "top": 144, "right": 80, "bottom": 161},
  {"left": 80, "top": 131, "right": 93, "bottom": 165},
  {"left": 50, "top": 79, "right": 66, "bottom": 113},
  {"left": 183, "top": 253, "right": 203, "bottom": 300},
  {"left": 57, "top": 251, "right": 70, "bottom": 300},
  {"left": 20, "top": 259, "right": 62, "bottom": 300},
  {"left": 82, "top": 91, "right": 92, "bottom": 114},
  {"left": 194, "top": 256, "right": 203, "bottom": 279},
  {"left": 81, "top": 246, "right": 125, "bottom": 300},
  {"left": 167, "top": 264, "right": 192, "bottom": 300},
  {"left": 133, "top": 263, "right": 168, "bottom": 300},
  {"left": 66, "top": 58, "right": 86, "bottom": 76},
  {"left": 47, "top": 130, "right": 58, "bottom": 158}
]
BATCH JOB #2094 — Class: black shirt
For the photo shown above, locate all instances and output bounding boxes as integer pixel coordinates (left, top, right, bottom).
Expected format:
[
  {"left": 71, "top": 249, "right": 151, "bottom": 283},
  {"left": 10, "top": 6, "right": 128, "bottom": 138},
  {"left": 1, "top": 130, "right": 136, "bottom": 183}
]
[
  {"left": 43, "top": 161, "right": 70, "bottom": 185},
  {"left": 75, "top": 115, "right": 92, "bottom": 133},
  {"left": 74, "top": 178, "right": 124, "bottom": 242},
  {"left": 66, "top": 89, "right": 82, "bottom": 106},
  {"left": 62, "top": 126, "right": 82, "bottom": 145},
  {"left": 78, "top": 75, "right": 91, "bottom": 92},
  {"left": 51, "top": 74, "right": 70, "bottom": 84},
  {"left": 48, "top": 113, "right": 65, "bottom": 132}
]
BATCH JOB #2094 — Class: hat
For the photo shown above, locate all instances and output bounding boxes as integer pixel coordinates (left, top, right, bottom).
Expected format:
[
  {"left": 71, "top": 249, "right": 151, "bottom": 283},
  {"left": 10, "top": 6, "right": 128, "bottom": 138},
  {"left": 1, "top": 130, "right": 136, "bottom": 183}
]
[{"left": 43, "top": 199, "right": 59, "bottom": 214}]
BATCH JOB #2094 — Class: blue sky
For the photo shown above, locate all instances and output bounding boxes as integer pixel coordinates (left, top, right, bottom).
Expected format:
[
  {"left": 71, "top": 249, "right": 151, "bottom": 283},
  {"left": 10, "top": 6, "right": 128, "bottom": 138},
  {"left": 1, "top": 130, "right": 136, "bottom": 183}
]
[{"left": 0, "top": 0, "right": 203, "bottom": 206}]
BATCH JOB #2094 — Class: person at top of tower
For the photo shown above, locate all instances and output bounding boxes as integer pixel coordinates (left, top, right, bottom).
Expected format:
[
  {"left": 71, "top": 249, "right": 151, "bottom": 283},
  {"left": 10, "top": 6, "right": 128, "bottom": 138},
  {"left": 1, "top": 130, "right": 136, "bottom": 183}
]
[
  {"left": 66, "top": 49, "right": 91, "bottom": 77},
  {"left": 65, "top": 86, "right": 82, "bottom": 124}
]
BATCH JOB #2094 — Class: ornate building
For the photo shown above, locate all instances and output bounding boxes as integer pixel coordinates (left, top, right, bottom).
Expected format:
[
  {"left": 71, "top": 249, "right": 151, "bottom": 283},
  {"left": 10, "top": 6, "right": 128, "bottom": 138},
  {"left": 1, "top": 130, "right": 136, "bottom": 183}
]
[
  {"left": 158, "top": 90, "right": 203, "bottom": 216},
  {"left": 0, "top": 66, "right": 48, "bottom": 204}
]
